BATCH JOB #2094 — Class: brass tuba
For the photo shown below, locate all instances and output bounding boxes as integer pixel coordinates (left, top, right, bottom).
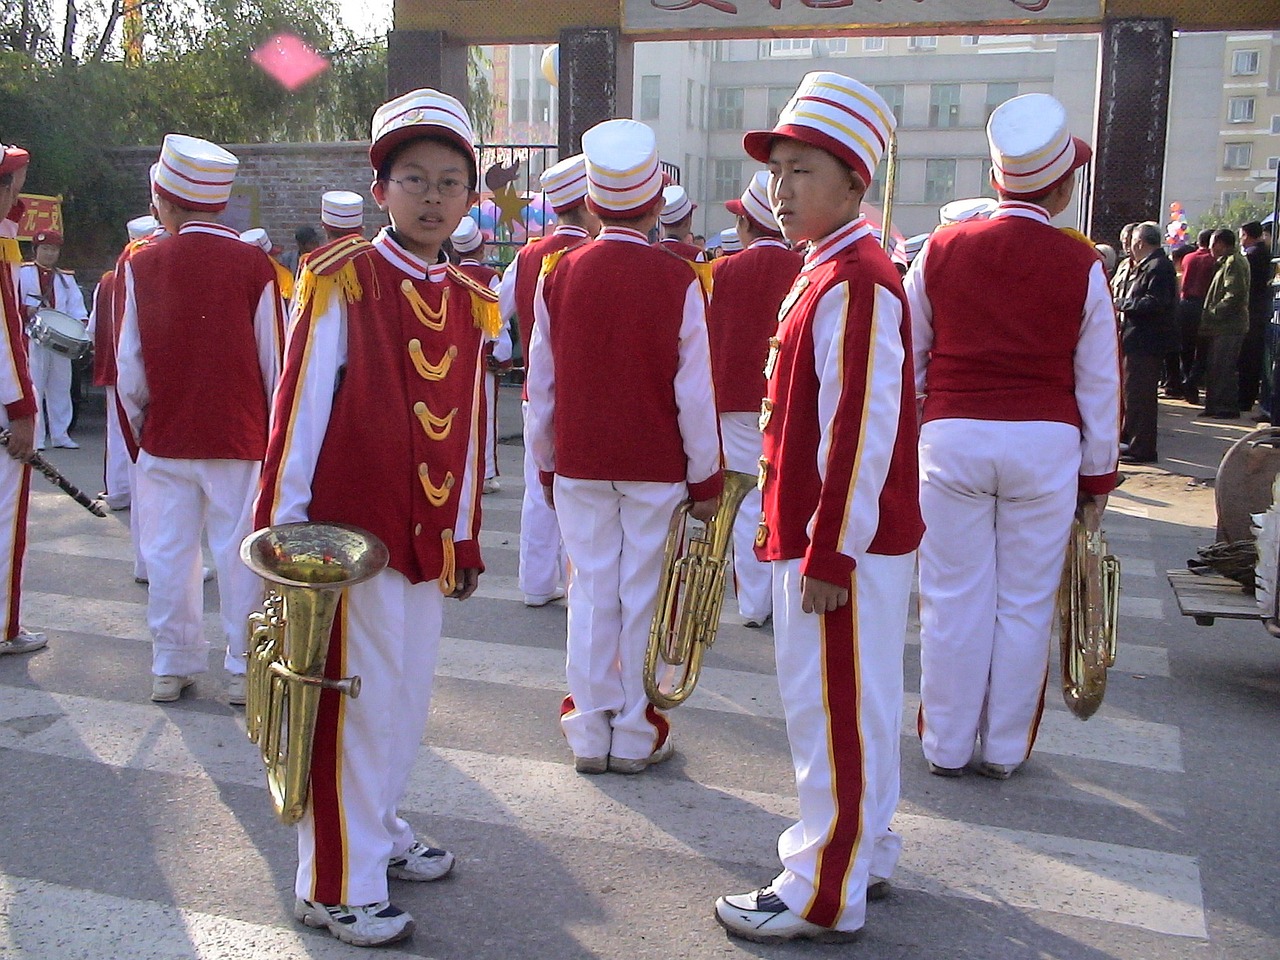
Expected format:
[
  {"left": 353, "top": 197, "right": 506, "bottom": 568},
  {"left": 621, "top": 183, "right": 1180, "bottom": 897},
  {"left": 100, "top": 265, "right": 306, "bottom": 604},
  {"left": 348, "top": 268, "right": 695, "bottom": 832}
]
[
  {"left": 644, "top": 470, "right": 757, "bottom": 709},
  {"left": 1057, "top": 502, "right": 1120, "bottom": 720},
  {"left": 240, "top": 522, "right": 389, "bottom": 824}
]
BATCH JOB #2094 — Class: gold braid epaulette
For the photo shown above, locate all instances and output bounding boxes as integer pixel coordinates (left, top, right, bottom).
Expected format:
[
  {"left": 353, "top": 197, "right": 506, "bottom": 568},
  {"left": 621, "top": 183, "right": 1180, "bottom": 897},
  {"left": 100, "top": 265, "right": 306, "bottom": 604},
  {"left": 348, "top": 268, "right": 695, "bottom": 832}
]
[
  {"left": 0, "top": 237, "right": 20, "bottom": 265},
  {"left": 295, "top": 235, "right": 372, "bottom": 317},
  {"left": 691, "top": 259, "right": 714, "bottom": 297},
  {"left": 1059, "top": 226, "right": 1100, "bottom": 253},
  {"left": 446, "top": 263, "right": 502, "bottom": 338}
]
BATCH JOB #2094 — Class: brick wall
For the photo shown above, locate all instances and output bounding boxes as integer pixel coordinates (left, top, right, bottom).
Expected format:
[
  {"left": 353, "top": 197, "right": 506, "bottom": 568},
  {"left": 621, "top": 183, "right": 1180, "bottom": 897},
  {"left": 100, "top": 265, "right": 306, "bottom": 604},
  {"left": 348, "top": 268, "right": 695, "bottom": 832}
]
[{"left": 107, "top": 141, "right": 388, "bottom": 250}]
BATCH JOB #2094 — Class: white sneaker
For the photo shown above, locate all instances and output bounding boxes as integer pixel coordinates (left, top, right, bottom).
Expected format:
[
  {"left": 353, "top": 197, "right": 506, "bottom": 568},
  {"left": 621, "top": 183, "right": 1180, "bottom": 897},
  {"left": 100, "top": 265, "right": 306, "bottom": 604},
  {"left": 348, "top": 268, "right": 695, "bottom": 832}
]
[
  {"left": 714, "top": 886, "right": 860, "bottom": 943},
  {"left": 227, "top": 674, "right": 246, "bottom": 706},
  {"left": 52, "top": 439, "right": 79, "bottom": 449},
  {"left": 482, "top": 477, "right": 501, "bottom": 494},
  {"left": 387, "top": 841, "right": 455, "bottom": 881},
  {"left": 523, "top": 588, "right": 565, "bottom": 607},
  {"left": 574, "top": 754, "right": 608, "bottom": 775},
  {"left": 134, "top": 566, "right": 212, "bottom": 585},
  {"left": 151, "top": 675, "right": 195, "bottom": 702},
  {"left": 294, "top": 898, "right": 414, "bottom": 947},
  {"left": 608, "top": 736, "right": 675, "bottom": 774},
  {"left": 976, "top": 760, "right": 1020, "bottom": 780},
  {"left": 0, "top": 630, "right": 47, "bottom": 656}
]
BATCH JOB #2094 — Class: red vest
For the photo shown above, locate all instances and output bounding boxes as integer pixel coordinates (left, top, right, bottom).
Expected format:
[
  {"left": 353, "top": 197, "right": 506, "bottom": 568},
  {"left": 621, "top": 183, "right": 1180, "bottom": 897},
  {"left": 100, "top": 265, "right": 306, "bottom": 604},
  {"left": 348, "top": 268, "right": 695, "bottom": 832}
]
[
  {"left": 541, "top": 240, "right": 701, "bottom": 484},
  {"left": 91, "top": 270, "right": 115, "bottom": 387},
  {"left": 514, "top": 230, "right": 589, "bottom": 400},
  {"left": 0, "top": 240, "right": 36, "bottom": 420},
  {"left": 659, "top": 237, "right": 705, "bottom": 262},
  {"left": 128, "top": 227, "right": 277, "bottom": 459},
  {"left": 706, "top": 241, "right": 802, "bottom": 413},
  {"left": 920, "top": 216, "right": 1098, "bottom": 426}
]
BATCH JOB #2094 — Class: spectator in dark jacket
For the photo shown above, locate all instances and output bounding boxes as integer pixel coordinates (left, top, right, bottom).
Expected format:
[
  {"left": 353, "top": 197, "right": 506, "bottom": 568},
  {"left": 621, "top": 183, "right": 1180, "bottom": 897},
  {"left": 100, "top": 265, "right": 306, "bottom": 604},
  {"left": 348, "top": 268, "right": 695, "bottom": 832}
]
[
  {"left": 1240, "top": 221, "right": 1275, "bottom": 418},
  {"left": 1117, "top": 221, "right": 1178, "bottom": 462},
  {"left": 1202, "top": 228, "right": 1252, "bottom": 419}
]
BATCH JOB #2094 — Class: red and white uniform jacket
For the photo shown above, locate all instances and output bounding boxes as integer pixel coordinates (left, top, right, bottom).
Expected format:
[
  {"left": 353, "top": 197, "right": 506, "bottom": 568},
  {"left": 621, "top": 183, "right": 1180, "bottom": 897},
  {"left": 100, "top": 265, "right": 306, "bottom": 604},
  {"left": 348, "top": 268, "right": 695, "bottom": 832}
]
[
  {"left": 458, "top": 259, "right": 512, "bottom": 369},
  {"left": 658, "top": 237, "right": 707, "bottom": 263},
  {"left": 0, "top": 208, "right": 36, "bottom": 421},
  {"left": 88, "top": 270, "right": 115, "bottom": 387},
  {"left": 497, "top": 224, "right": 592, "bottom": 400},
  {"left": 116, "top": 220, "right": 283, "bottom": 460},
  {"left": 905, "top": 200, "right": 1120, "bottom": 495},
  {"left": 256, "top": 229, "right": 501, "bottom": 589},
  {"left": 17, "top": 263, "right": 88, "bottom": 323},
  {"left": 526, "top": 225, "right": 723, "bottom": 501},
  {"left": 706, "top": 237, "right": 802, "bottom": 414},
  {"left": 756, "top": 218, "right": 923, "bottom": 583}
]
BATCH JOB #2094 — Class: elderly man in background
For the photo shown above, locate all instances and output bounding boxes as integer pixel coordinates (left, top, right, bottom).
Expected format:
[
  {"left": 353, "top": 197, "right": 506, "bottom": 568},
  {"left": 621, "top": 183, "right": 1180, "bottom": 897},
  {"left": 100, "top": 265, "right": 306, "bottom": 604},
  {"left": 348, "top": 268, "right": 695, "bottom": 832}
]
[
  {"left": 1179, "top": 229, "right": 1218, "bottom": 407},
  {"left": 1240, "top": 221, "right": 1275, "bottom": 421},
  {"left": 1116, "top": 221, "right": 1178, "bottom": 463},
  {"left": 1200, "top": 228, "right": 1252, "bottom": 420}
]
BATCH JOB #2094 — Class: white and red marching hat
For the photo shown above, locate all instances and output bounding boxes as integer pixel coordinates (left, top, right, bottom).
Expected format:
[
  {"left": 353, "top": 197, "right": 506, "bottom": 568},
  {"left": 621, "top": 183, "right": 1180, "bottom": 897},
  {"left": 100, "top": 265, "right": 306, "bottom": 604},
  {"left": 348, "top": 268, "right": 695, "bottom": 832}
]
[
  {"left": 725, "top": 171, "right": 780, "bottom": 235},
  {"left": 450, "top": 216, "right": 484, "bottom": 255},
  {"left": 126, "top": 215, "right": 159, "bottom": 241},
  {"left": 582, "top": 119, "right": 664, "bottom": 219},
  {"left": 986, "top": 93, "right": 1091, "bottom": 199},
  {"left": 153, "top": 134, "right": 238, "bottom": 212},
  {"left": 321, "top": 190, "right": 364, "bottom": 230},
  {"left": 659, "top": 185, "right": 696, "bottom": 226},
  {"left": 743, "top": 72, "right": 895, "bottom": 189},
  {"left": 718, "top": 227, "right": 743, "bottom": 254},
  {"left": 539, "top": 154, "right": 589, "bottom": 214},
  {"left": 240, "top": 228, "right": 280, "bottom": 256},
  {"left": 895, "top": 232, "right": 929, "bottom": 266},
  {"left": 370, "top": 88, "right": 476, "bottom": 182},
  {"left": 939, "top": 197, "right": 998, "bottom": 225},
  {"left": 1, "top": 143, "right": 29, "bottom": 177}
]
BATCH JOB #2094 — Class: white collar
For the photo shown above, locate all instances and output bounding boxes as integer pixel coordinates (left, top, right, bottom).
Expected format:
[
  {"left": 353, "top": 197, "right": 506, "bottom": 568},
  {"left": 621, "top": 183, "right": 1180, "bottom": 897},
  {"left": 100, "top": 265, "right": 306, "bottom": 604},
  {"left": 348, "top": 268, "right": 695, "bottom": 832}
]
[
  {"left": 373, "top": 227, "right": 448, "bottom": 282},
  {"left": 598, "top": 226, "right": 650, "bottom": 246},
  {"left": 990, "top": 201, "right": 1052, "bottom": 225},
  {"left": 176, "top": 220, "right": 239, "bottom": 240},
  {"left": 803, "top": 217, "right": 872, "bottom": 270}
]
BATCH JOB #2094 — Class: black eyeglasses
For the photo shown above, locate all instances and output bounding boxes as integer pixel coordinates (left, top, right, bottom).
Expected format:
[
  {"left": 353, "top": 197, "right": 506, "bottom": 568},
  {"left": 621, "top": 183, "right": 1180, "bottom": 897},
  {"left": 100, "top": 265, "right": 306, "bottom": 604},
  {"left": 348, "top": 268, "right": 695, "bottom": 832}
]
[{"left": 387, "top": 175, "right": 470, "bottom": 198}]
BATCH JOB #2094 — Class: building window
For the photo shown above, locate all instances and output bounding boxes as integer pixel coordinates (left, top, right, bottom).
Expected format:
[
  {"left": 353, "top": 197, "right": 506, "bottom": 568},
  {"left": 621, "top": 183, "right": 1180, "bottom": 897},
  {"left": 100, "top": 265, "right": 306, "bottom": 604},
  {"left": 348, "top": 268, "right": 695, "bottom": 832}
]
[
  {"left": 909, "top": 36, "right": 938, "bottom": 51},
  {"left": 533, "top": 79, "right": 551, "bottom": 124},
  {"left": 767, "top": 87, "right": 793, "bottom": 128},
  {"left": 713, "top": 159, "right": 743, "bottom": 202},
  {"left": 1224, "top": 142, "right": 1253, "bottom": 170},
  {"left": 512, "top": 78, "right": 529, "bottom": 123},
  {"left": 925, "top": 159, "right": 957, "bottom": 204},
  {"left": 1268, "top": 156, "right": 1280, "bottom": 171},
  {"left": 874, "top": 84, "right": 904, "bottom": 125},
  {"left": 699, "top": 83, "right": 708, "bottom": 130},
  {"left": 980, "top": 158, "right": 998, "bottom": 198},
  {"left": 929, "top": 84, "right": 961, "bottom": 128},
  {"left": 1272, "top": 115, "right": 1280, "bottom": 135},
  {"left": 770, "top": 38, "right": 813, "bottom": 57},
  {"left": 1228, "top": 96, "right": 1255, "bottom": 123},
  {"left": 715, "top": 39, "right": 758, "bottom": 62},
  {"left": 863, "top": 36, "right": 885, "bottom": 52},
  {"left": 1222, "top": 191, "right": 1248, "bottom": 207},
  {"left": 825, "top": 38, "right": 848, "bottom": 55},
  {"left": 1232, "top": 50, "right": 1260, "bottom": 76},
  {"left": 714, "top": 87, "right": 744, "bottom": 130},
  {"left": 985, "top": 82, "right": 1019, "bottom": 121},
  {"left": 865, "top": 168, "right": 883, "bottom": 204},
  {"left": 640, "top": 75, "right": 661, "bottom": 121},
  {"left": 962, "top": 35, "right": 980, "bottom": 46}
]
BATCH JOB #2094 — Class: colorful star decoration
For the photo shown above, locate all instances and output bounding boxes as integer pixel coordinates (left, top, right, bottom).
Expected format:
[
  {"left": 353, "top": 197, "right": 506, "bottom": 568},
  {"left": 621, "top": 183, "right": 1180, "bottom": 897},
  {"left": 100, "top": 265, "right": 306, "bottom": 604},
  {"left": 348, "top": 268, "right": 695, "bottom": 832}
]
[
  {"left": 491, "top": 183, "right": 531, "bottom": 232},
  {"left": 251, "top": 33, "right": 330, "bottom": 92}
]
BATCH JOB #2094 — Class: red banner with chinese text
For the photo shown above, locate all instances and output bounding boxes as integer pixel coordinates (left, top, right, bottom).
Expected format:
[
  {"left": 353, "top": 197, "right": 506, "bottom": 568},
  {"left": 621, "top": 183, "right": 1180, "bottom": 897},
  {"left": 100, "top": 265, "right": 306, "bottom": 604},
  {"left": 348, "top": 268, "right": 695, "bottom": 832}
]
[{"left": 15, "top": 194, "right": 64, "bottom": 243}]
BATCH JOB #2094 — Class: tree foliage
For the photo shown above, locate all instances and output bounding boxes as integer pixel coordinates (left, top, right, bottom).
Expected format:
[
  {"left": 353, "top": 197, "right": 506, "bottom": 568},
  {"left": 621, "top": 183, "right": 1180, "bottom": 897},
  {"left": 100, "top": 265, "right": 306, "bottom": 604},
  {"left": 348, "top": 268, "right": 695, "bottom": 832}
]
[{"left": 1191, "top": 195, "right": 1277, "bottom": 238}]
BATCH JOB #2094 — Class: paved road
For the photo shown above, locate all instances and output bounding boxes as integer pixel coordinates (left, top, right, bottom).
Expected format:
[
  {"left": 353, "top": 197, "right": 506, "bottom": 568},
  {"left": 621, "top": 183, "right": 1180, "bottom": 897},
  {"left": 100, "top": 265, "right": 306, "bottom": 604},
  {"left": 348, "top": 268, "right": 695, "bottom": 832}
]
[{"left": 1, "top": 395, "right": 1277, "bottom": 959}]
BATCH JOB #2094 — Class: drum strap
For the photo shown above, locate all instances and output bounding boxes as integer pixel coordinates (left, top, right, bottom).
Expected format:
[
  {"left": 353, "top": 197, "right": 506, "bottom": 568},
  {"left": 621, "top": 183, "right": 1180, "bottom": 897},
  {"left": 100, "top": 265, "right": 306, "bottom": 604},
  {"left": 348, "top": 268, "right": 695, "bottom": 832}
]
[{"left": 37, "top": 266, "right": 54, "bottom": 309}]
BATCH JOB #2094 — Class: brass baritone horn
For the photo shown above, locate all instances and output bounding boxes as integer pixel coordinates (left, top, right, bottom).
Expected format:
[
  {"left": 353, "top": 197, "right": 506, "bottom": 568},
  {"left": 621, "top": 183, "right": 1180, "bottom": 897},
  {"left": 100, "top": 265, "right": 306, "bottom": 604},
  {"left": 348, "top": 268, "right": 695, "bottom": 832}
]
[
  {"left": 240, "top": 522, "right": 389, "bottom": 824},
  {"left": 1057, "top": 502, "right": 1120, "bottom": 720},
  {"left": 644, "top": 470, "right": 757, "bottom": 710}
]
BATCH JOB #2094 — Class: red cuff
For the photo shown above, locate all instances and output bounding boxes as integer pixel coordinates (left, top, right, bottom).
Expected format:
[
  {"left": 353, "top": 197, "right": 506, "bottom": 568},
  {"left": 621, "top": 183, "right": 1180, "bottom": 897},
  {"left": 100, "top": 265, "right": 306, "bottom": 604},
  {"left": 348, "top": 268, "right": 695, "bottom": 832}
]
[
  {"left": 1079, "top": 471, "right": 1118, "bottom": 496},
  {"left": 687, "top": 469, "right": 724, "bottom": 502},
  {"left": 800, "top": 547, "right": 856, "bottom": 586},
  {"left": 4, "top": 398, "right": 37, "bottom": 421},
  {"left": 539, "top": 470, "right": 555, "bottom": 487},
  {"left": 454, "top": 537, "right": 485, "bottom": 574}
]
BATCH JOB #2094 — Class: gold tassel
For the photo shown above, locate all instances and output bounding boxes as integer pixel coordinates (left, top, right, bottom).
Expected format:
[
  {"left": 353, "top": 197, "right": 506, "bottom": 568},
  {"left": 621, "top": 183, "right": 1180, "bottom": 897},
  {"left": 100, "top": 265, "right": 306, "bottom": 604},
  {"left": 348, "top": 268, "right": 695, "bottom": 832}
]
[
  {"left": 469, "top": 291, "right": 503, "bottom": 339},
  {"left": 438, "top": 528, "right": 456, "bottom": 595},
  {"left": 692, "top": 261, "right": 715, "bottom": 297},
  {"left": 413, "top": 401, "right": 457, "bottom": 441},
  {"left": 403, "top": 280, "right": 448, "bottom": 331},
  {"left": 295, "top": 261, "right": 362, "bottom": 319},
  {"left": 0, "top": 237, "right": 20, "bottom": 265}
]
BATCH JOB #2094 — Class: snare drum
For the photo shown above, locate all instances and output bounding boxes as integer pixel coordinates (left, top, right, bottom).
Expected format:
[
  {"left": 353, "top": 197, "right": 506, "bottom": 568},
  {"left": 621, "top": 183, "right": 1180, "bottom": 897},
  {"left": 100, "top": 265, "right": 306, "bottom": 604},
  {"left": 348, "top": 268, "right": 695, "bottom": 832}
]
[{"left": 27, "top": 308, "right": 91, "bottom": 360}]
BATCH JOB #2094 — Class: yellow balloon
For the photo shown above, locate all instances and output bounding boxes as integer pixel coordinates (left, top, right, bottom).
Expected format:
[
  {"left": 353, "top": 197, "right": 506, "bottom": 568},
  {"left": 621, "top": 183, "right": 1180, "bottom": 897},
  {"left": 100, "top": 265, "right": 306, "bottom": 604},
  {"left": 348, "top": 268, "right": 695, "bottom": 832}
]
[{"left": 541, "top": 45, "right": 559, "bottom": 88}]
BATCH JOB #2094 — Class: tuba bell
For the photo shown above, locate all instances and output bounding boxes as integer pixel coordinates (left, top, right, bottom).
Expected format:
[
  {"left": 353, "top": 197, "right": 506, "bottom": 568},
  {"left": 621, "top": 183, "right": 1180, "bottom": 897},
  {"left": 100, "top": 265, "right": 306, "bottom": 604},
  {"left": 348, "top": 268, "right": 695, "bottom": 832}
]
[
  {"left": 1057, "top": 502, "right": 1120, "bottom": 720},
  {"left": 644, "top": 470, "right": 757, "bottom": 709},
  {"left": 240, "top": 522, "right": 389, "bottom": 824}
]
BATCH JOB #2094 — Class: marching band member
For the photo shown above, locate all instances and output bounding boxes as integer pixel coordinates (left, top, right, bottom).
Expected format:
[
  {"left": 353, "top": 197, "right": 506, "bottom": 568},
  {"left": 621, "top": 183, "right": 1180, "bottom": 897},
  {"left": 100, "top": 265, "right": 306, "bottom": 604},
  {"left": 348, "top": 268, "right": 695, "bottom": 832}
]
[
  {"left": 498, "top": 154, "right": 598, "bottom": 606},
  {"left": 0, "top": 142, "right": 43, "bottom": 657},
  {"left": 706, "top": 171, "right": 801, "bottom": 627},
  {"left": 451, "top": 215, "right": 511, "bottom": 494},
  {"left": 657, "top": 184, "right": 705, "bottom": 261},
  {"left": 320, "top": 189, "right": 364, "bottom": 241},
  {"left": 256, "top": 88, "right": 496, "bottom": 947},
  {"left": 526, "top": 118, "right": 723, "bottom": 775},
  {"left": 116, "top": 134, "right": 283, "bottom": 705},
  {"left": 715, "top": 73, "right": 922, "bottom": 943},
  {"left": 908, "top": 94, "right": 1120, "bottom": 780},
  {"left": 240, "top": 227, "right": 295, "bottom": 303},
  {"left": 938, "top": 196, "right": 998, "bottom": 226},
  {"left": 717, "top": 226, "right": 743, "bottom": 257},
  {"left": 19, "top": 229, "right": 87, "bottom": 450}
]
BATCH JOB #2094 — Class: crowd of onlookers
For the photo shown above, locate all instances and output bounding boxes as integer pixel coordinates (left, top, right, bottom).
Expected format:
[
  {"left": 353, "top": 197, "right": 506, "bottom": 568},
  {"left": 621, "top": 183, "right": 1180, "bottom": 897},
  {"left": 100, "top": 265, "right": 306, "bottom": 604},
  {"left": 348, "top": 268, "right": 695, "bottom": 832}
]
[{"left": 1105, "top": 218, "right": 1276, "bottom": 464}]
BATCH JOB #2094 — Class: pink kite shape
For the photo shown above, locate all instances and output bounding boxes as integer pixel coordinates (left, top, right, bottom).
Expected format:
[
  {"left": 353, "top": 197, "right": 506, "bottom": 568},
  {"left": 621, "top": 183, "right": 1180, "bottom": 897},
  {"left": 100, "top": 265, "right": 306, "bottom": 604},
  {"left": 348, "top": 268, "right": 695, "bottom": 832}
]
[{"left": 251, "top": 33, "right": 330, "bottom": 92}]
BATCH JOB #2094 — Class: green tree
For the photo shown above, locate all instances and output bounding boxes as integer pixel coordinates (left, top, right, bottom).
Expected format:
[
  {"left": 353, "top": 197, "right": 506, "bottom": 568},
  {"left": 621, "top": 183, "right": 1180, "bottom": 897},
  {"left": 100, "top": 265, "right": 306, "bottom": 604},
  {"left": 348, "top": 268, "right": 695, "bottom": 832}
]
[{"left": 1191, "top": 195, "right": 1277, "bottom": 238}]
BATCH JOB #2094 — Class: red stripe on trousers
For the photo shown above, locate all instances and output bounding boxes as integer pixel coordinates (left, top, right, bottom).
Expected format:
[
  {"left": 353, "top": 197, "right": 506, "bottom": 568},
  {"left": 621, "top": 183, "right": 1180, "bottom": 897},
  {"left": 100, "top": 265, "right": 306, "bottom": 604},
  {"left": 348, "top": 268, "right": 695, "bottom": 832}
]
[
  {"left": 4, "top": 465, "right": 30, "bottom": 638},
  {"left": 805, "top": 589, "right": 866, "bottom": 928},
  {"left": 645, "top": 703, "right": 670, "bottom": 750},
  {"left": 309, "top": 597, "right": 347, "bottom": 904}
]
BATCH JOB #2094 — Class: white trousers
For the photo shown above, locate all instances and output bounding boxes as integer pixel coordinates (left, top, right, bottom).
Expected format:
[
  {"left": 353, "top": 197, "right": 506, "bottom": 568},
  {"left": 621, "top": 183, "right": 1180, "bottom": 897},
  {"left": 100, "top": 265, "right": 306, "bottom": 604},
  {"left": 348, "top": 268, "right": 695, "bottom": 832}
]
[
  {"left": 484, "top": 371, "right": 498, "bottom": 480},
  {"left": 128, "top": 456, "right": 146, "bottom": 581},
  {"left": 102, "top": 386, "right": 131, "bottom": 509},
  {"left": 29, "top": 343, "right": 72, "bottom": 446},
  {"left": 134, "top": 453, "right": 262, "bottom": 677},
  {"left": 518, "top": 402, "right": 564, "bottom": 600},
  {"left": 0, "top": 437, "right": 31, "bottom": 641},
  {"left": 771, "top": 553, "right": 915, "bottom": 933},
  {"left": 720, "top": 412, "right": 771, "bottom": 622},
  {"left": 554, "top": 475, "right": 680, "bottom": 761},
  {"left": 917, "top": 419, "right": 1080, "bottom": 768},
  {"left": 297, "top": 568, "right": 443, "bottom": 906}
]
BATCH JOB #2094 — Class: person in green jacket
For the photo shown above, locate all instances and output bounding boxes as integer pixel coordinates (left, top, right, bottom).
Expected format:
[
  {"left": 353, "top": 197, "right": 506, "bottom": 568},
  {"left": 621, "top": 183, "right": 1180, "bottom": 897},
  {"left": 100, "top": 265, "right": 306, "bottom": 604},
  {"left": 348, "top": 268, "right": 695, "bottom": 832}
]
[{"left": 1200, "top": 228, "right": 1251, "bottom": 418}]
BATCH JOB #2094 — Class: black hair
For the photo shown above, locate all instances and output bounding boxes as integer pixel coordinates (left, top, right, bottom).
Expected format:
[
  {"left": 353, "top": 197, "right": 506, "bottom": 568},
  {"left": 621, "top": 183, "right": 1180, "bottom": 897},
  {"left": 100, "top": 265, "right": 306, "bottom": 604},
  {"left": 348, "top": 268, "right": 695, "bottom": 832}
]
[
  {"left": 1241, "top": 221, "right": 1263, "bottom": 240},
  {"left": 1212, "top": 228, "right": 1236, "bottom": 249},
  {"left": 295, "top": 225, "right": 321, "bottom": 245},
  {"left": 1197, "top": 228, "right": 1213, "bottom": 247}
]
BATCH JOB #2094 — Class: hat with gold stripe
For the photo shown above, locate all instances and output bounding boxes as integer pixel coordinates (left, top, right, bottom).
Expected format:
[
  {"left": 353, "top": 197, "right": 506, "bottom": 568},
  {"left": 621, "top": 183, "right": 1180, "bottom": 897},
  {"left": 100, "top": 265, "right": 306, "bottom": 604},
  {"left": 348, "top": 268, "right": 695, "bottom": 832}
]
[
  {"left": 153, "top": 134, "right": 237, "bottom": 212},
  {"left": 127, "top": 215, "right": 159, "bottom": 241},
  {"left": 987, "top": 93, "right": 1091, "bottom": 200},
  {"left": 725, "top": 171, "right": 779, "bottom": 235},
  {"left": 370, "top": 88, "right": 476, "bottom": 183},
  {"left": 659, "top": 185, "right": 696, "bottom": 226},
  {"left": 322, "top": 190, "right": 364, "bottom": 230},
  {"left": 582, "top": 119, "right": 664, "bottom": 219},
  {"left": 540, "top": 154, "right": 589, "bottom": 214},
  {"left": 450, "top": 216, "right": 484, "bottom": 255},
  {"left": 743, "top": 72, "right": 894, "bottom": 189}
]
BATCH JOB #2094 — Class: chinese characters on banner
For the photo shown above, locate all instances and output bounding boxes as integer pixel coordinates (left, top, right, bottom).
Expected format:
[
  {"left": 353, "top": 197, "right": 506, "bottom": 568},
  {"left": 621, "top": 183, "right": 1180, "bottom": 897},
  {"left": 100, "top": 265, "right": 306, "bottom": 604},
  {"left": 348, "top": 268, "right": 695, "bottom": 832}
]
[
  {"left": 15, "top": 194, "right": 63, "bottom": 243},
  {"left": 628, "top": 0, "right": 1090, "bottom": 28}
]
